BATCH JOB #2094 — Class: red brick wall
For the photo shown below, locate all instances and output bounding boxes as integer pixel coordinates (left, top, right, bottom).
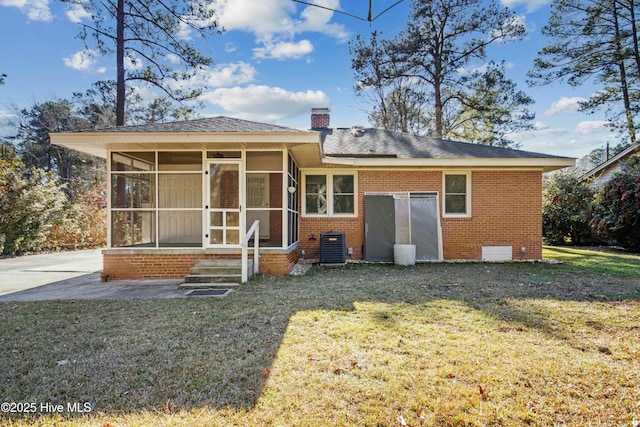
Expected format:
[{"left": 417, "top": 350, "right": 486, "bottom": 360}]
[
  {"left": 299, "top": 169, "right": 542, "bottom": 261},
  {"left": 259, "top": 248, "right": 299, "bottom": 275},
  {"left": 102, "top": 251, "right": 294, "bottom": 279}
]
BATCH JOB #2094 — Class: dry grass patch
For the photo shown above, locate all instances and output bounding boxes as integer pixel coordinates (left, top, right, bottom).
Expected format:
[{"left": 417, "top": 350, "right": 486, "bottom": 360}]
[{"left": 1, "top": 247, "right": 639, "bottom": 426}]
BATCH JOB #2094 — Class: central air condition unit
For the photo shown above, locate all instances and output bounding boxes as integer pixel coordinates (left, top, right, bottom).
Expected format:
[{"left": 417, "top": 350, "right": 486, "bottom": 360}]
[{"left": 320, "top": 232, "right": 346, "bottom": 265}]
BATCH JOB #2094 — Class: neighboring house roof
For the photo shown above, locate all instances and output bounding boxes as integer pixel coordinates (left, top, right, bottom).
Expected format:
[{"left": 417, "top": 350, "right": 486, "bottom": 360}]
[
  {"left": 582, "top": 143, "right": 640, "bottom": 185},
  {"left": 93, "top": 116, "right": 305, "bottom": 134},
  {"left": 320, "top": 127, "right": 574, "bottom": 171}
]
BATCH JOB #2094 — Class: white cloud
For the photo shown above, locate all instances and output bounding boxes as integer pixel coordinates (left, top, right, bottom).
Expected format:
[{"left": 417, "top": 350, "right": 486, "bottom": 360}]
[
  {"left": 492, "top": 15, "right": 529, "bottom": 43},
  {"left": 510, "top": 117, "right": 613, "bottom": 158},
  {"left": 201, "top": 84, "right": 329, "bottom": 120},
  {"left": 1, "top": 0, "right": 52, "bottom": 21},
  {"left": 125, "top": 52, "right": 143, "bottom": 71},
  {"left": 166, "top": 53, "right": 181, "bottom": 65},
  {"left": 575, "top": 120, "right": 608, "bottom": 135},
  {"left": 63, "top": 49, "right": 97, "bottom": 71},
  {"left": 164, "top": 62, "right": 257, "bottom": 94},
  {"left": 201, "top": 62, "right": 257, "bottom": 87},
  {"left": 500, "top": 0, "right": 550, "bottom": 13},
  {"left": 254, "top": 39, "right": 314, "bottom": 60},
  {"left": 211, "top": 0, "right": 296, "bottom": 35},
  {"left": 65, "top": 3, "right": 90, "bottom": 23},
  {"left": 297, "top": 0, "right": 349, "bottom": 41},
  {"left": 544, "top": 96, "right": 588, "bottom": 116},
  {"left": 211, "top": 0, "right": 349, "bottom": 61}
]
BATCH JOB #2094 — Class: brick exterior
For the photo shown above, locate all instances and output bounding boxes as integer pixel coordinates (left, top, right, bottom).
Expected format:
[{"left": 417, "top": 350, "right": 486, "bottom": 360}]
[
  {"left": 102, "top": 250, "right": 294, "bottom": 279},
  {"left": 103, "top": 169, "right": 543, "bottom": 279},
  {"left": 299, "top": 169, "right": 543, "bottom": 261}
]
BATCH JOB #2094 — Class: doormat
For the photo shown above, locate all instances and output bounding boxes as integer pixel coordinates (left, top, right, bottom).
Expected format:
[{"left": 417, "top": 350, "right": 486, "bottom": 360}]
[{"left": 186, "top": 289, "right": 231, "bottom": 297}]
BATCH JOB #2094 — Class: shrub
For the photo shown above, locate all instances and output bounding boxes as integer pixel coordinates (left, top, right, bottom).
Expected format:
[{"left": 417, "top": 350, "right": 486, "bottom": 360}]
[
  {"left": 0, "top": 159, "right": 66, "bottom": 255},
  {"left": 0, "top": 159, "right": 106, "bottom": 255},
  {"left": 542, "top": 171, "right": 596, "bottom": 245},
  {"left": 591, "top": 158, "right": 640, "bottom": 252}
]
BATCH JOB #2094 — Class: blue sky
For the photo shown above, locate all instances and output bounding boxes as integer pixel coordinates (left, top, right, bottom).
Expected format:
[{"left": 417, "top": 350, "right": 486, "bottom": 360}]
[{"left": 0, "top": 0, "right": 618, "bottom": 159}]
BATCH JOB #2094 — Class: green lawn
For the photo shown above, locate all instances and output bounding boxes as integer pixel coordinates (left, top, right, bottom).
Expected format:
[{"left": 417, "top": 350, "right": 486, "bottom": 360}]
[{"left": 1, "top": 247, "right": 639, "bottom": 426}]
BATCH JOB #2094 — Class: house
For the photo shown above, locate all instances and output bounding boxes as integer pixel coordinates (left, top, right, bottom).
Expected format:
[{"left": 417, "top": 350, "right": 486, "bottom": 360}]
[
  {"left": 583, "top": 143, "right": 640, "bottom": 188},
  {"left": 50, "top": 108, "right": 574, "bottom": 279}
]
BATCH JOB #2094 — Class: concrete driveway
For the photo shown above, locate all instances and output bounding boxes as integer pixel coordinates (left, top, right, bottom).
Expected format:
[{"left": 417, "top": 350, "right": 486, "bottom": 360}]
[{"left": 0, "top": 250, "right": 185, "bottom": 301}]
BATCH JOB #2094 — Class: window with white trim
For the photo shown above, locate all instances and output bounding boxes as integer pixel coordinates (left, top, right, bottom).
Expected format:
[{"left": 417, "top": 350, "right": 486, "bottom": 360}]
[
  {"left": 303, "top": 172, "right": 356, "bottom": 216},
  {"left": 443, "top": 172, "right": 471, "bottom": 217}
]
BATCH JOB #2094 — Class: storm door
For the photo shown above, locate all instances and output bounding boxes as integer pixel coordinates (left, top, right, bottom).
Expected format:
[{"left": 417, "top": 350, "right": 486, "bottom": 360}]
[
  {"left": 364, "top": 192, "right": 442, "bottom": 262},
  {"left": 207, "top": 161, "right": 242, "bottom": 246}
]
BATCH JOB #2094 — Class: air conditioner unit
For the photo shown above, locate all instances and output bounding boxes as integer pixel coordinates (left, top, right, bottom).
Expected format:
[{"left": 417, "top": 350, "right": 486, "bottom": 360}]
[{"left": 320, "top": 232, "right": 346, "bottom": 265}]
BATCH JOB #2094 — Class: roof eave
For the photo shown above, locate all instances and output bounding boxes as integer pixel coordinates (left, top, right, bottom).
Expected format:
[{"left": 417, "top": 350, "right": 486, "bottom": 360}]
[
  {"left": 322, "top": 156, "right": 576, "bottom": 172},
  {"left": 50, "top": 130, "right": 321, "bottom": 159}
]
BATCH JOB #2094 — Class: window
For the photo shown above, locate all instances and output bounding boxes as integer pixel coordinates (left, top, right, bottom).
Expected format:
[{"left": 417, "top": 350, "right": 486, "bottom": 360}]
[
  {"left": 333, "top": 175, "right": 354, "bottom": 214},
  {"left": 303, "top": 172, "right": 356, "bottom": 216},
  {"left": 443, "top": 172, "right": 470, "bottom": 217}
]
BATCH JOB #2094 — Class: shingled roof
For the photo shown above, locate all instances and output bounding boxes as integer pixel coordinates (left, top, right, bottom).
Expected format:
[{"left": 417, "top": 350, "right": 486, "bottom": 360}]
[
  {"left": 94, "top": 116, "right": 305, "bottom": 133},
  {"left": 321, "top": 127, "right": 570, "bottom": 160}
]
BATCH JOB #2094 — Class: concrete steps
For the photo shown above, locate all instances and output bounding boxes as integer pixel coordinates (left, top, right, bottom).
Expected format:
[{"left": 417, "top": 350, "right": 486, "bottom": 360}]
[{"left": 179, "top": 259, "right": 253, "bottom": 290}]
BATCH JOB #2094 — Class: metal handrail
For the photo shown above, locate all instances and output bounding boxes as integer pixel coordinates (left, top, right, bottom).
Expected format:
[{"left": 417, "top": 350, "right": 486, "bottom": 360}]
[{"left": 240, "top": 220, "right": 260, "bottom": 283}]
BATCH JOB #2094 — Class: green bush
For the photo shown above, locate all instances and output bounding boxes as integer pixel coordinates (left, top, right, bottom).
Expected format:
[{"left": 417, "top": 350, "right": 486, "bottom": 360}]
[
  {"left": 591, "top": 158, "right": 640, "bottom": 252},
  {"left": 542, "top": 171, "right": 596, "bottom": 245}
]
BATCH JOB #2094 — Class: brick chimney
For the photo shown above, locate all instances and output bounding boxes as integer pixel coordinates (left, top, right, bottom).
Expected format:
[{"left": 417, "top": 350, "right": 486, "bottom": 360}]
[{"left": 310, "top": 107, "right": 330, "bottom": 129}]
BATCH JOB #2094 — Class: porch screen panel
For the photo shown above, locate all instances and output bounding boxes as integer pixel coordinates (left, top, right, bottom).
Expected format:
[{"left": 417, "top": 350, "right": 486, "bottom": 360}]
[
  {"left": 110, "top": 152, "right": 156, "bottom": 248},
  {"left": 410, "top": 194, "right": 440, "bottom": 261},
  {"left": 287, "top": 154, "right": 299, "bottom": 247},
  {"left": 364, "top": 195, "right": 395, "bottom": 262},
  {"left": 158, "top": 173, "right": 202, "bottom": 247}
]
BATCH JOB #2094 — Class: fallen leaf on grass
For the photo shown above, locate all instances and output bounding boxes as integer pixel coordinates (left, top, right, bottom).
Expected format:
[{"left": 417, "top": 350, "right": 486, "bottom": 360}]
[
  {"left": 261, "top": 368, "right": 271, "bottom": 377},
  {"left": 478, "top": 384, "right": 488, "bottom": 400}
]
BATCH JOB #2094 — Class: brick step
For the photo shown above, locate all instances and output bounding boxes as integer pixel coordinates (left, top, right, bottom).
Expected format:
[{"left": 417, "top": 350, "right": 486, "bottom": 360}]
[
  {"left": 179, "top": 282, "right": 241, "bottom": 290},
  {"left": 183, "top": 258, "right": 253, "bottom": 286},
  {"left": 189, "top": 266, "right": 243, "bottom": 275},
  {"left": 193, "top": 259, "right": 244, "bottom": 267},
  {"left": 184, "top": 273, "right": 242, "bottom": 284}
]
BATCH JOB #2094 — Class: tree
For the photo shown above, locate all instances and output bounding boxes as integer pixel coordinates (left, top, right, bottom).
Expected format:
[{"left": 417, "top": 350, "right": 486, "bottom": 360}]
[
  {"left": 351, "top": 0, "right": 530, "bottom": 145},
  {"left": 450, "top": 62, "right": 535, "bottom": 147},
  {"left": 0, "top": 73, "right": 5, "bottom": 85},
  {"left": 8, "top": 99, "right": 103, "bottom": 199},
  {"left": 542, "top": 170, "right": 596, "bottom": 245},
  {"left": 63, "top": 0, "right": 222, "bottom": 125},
  {"left": 591, "top": 158, "right": 640, "bottom": 251},
  {"left": 529, "top": 0, "right": 640, "bottom": 145}
]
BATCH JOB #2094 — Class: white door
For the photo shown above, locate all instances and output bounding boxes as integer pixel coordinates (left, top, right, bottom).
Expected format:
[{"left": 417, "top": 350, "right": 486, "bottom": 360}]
[{"left": 207, "top": 161, "right": 242, "bottom": 246}]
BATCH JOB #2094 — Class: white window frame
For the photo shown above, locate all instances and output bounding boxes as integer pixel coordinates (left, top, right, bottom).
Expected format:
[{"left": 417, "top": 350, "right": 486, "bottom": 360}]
[
  {"left": 442, "top": 171, "right": 471, "bottom": 218},
  {"left": 301, "top": 170, "right": 358, "bottom": 217}
]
